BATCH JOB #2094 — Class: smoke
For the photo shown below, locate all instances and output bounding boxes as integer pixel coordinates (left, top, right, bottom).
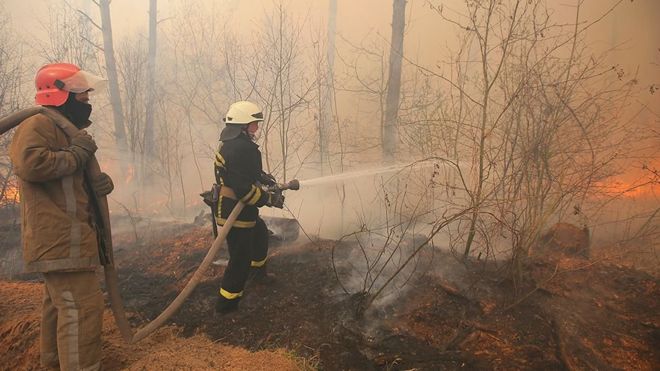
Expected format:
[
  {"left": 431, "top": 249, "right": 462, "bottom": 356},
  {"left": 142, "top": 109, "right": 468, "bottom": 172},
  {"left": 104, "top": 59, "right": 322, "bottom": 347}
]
[
  {"left": 1, "top": 0, "right": 657, "bottom": 281},
  {"left": 257, "top": 160, "right": 474, "bottom": 310},
  {"left": 264, "top": 161, "right": 456, "bottom": 239}
]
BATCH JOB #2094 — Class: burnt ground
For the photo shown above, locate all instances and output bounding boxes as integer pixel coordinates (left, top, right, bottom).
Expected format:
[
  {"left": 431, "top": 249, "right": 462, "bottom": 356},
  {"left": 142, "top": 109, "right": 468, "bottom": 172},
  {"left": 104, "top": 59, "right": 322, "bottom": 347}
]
[
  {"left": 0, "top": 215, "right": 658, "bottom": 370},
  {"left": 105, "top": 220, "right": 659, "bottom": 370}
]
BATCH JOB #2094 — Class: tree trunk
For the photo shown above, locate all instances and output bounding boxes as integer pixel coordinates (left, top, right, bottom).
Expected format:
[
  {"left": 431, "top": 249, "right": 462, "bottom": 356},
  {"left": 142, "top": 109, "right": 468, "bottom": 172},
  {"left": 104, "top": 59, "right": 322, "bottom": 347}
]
[
  {"left": 463, "top": 35, "right": 492, "bottom": 258},
  {"left": 320, "top": 0, "right": 337, "bottom": 174},
  {"left": 98, "top": 0, "right": 128, "bottom": 166},
  {"left": 383, "top": 0, "right": 406, "bottom": 162},
  {"left": 78, "top": 0, "right": 95, "bottom": 69},
  {"left": 143, "top": 0, "right": 158, "bottom": 182}
]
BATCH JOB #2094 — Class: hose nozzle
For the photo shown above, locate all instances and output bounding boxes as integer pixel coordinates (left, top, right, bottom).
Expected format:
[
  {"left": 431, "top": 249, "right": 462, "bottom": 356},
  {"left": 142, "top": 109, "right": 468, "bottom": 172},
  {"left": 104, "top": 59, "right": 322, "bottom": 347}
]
[{"left": 280, "top": 179, "right": 300, "bottom": 191}]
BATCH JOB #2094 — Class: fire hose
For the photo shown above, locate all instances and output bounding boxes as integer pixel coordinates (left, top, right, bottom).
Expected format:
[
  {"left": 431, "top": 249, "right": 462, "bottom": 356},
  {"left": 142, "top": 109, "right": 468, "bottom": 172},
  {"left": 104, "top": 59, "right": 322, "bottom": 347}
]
[
  {"left": 0, "top": 107, "right": 299, "bottom": 344},
  {"left": 133, "top": 179, "right": 299, "bottom": 343},
  {"left": 131, "top": 201, "right": 245, "bottom": 342}
]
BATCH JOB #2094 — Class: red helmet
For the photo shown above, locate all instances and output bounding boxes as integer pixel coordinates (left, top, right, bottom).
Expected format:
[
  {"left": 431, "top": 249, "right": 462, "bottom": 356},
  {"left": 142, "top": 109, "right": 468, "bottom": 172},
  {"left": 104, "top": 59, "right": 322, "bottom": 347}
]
[{"left": 34, "top": 63, "right": 104, "bottom": 106}]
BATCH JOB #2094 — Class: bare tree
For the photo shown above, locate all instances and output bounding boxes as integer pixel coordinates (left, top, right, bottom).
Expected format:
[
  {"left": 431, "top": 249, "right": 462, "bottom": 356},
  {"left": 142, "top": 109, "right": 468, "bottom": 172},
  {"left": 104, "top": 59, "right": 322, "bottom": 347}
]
[
  {"left": 154, "top": 96, "right": 188, "bottom": 215},
  {"left": 409, "top": 0, "right": 638, "bottom": 285},
  {"left": 116, "top": 37, "right": 147, "bottom": 159},
  {"left": 0, "top": 8, "right": 27, "bottom": 277},
  {"left": 143, "top": 0, "right": 158, "bottom": 169},
  {"left": 97, "top": 0, "right": 129, "bottom": 167},
  {"left": 335, "top": 34, "right": 390, "bottom": 156},
  {"left": 251, "top": 2, "right": 317, "bottom": 181},
  {"left": 318, "top": 0, "right": 337, "bottom": 174},
  {"left": 0, "top": 10, "right": 24, "bottom": 213},
  {"left": 38, "top": 1, "right": 98, "bottom": 70},
  {"left": 162, "top": 0, "right": 229, "bottom": 192},
  {"left": 137, "top": 0, "right": 238, "bottom": 215},
  {"left": 382, "top": 0, "right": 406, "bottom": 162}
]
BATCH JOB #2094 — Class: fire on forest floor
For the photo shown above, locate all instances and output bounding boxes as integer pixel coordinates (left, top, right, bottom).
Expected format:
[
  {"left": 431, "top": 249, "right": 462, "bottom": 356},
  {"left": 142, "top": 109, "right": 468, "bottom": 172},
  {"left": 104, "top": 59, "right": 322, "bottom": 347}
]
[{"left": 1, "top": 219, "right": 658, "bottom": 370}]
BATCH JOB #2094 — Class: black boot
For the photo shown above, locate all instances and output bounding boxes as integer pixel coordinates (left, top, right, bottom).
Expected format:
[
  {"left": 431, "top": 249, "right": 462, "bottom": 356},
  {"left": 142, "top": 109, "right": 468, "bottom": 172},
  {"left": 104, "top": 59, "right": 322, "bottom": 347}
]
[{"left": 215, "top": 296, "right": 240, "bottom": 314}]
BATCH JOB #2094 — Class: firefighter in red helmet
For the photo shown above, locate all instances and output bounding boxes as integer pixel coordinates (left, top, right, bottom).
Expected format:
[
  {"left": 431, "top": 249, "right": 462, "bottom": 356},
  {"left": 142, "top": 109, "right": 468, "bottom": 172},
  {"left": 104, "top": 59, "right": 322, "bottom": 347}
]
[{"left": 9, "top": 62, "right": 111, "bottom": 370}]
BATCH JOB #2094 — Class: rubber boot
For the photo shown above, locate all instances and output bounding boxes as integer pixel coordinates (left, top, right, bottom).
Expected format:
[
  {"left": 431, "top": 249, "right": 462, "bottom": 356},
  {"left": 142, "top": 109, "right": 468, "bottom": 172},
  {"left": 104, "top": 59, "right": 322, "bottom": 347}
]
[{"left": 215, "top": 296, "right": 240, "bottom": 314}]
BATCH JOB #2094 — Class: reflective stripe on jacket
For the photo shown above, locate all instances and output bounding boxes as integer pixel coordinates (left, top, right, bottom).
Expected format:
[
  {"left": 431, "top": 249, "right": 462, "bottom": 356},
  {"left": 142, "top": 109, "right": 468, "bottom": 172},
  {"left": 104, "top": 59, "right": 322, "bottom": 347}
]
[
  {"left": 214, "top": 133, "right": 270, "bottom": 228},
  {"left": 9, "top": 113, "right": 99, "bottom": 272}
]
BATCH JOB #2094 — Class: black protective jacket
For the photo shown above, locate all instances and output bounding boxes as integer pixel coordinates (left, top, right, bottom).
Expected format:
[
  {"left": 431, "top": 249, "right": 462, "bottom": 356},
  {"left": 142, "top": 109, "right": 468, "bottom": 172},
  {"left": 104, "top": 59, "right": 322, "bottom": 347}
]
[{"left": 214, "top": 132, "right": 270, "bottom": 228}]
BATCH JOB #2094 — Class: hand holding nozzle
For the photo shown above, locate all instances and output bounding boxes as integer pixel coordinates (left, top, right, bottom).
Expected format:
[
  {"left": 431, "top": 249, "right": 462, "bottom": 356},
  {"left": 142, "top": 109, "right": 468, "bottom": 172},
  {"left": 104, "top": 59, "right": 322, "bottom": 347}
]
[{"left": 265, "top": 179, "right": 299, "bottom": 209}]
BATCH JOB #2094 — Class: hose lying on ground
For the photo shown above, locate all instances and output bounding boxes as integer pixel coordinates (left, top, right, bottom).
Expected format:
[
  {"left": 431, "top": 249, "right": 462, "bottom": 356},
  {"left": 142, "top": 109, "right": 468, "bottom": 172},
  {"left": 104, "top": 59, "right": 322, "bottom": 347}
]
[{"left": 130, "top": 202, "right": 244, "bottom": 343}]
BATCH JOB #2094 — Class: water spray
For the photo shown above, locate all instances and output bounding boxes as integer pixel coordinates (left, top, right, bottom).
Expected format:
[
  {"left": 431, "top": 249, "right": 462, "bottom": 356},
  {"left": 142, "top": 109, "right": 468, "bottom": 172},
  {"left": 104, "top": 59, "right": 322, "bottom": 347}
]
[{"left": 298, "top": 162, "right": 435, "bottom": 188}]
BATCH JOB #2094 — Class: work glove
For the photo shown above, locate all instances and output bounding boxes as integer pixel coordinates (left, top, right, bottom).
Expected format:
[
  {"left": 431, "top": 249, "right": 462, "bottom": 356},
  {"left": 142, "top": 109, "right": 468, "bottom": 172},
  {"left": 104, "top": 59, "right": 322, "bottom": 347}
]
[
  {"left": 68, "top": 130, "right": 98, "bottom": 168},
  {"left": 259, "top": 171, "right": 277, "bottom": 187},
  {"left": 92, "top": 172, "right": 114, "bottom": 197},
  {"left": 267, "top": 192, "right": 285, "bottom": 209}
]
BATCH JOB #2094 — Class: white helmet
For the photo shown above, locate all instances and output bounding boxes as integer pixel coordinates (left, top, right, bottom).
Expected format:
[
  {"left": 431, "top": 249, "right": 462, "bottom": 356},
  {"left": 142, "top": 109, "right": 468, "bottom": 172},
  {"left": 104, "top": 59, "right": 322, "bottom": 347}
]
[{"left": 223, "top": 101, "right": 264, "bottom": 125}]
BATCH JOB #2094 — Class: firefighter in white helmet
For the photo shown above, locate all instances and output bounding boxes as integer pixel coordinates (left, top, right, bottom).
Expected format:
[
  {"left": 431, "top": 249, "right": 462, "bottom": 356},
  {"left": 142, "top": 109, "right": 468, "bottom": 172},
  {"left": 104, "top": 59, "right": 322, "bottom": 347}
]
[{"left": 213, "top": 101, "right": 283, "bottom": 313}]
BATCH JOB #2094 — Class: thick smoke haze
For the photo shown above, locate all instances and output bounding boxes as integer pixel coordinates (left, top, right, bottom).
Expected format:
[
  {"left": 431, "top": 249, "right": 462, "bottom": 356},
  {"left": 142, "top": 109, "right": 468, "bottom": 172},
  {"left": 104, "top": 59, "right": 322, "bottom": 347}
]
[{"left": 1, "top": 0, "right": 658, "bottom": 262}]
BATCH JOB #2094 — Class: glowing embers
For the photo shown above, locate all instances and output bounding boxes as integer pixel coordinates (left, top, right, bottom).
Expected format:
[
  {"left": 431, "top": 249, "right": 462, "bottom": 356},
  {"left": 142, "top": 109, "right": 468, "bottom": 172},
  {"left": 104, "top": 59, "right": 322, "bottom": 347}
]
[{"left": 0, "top": 184, "right": 19, "bottom": 206}]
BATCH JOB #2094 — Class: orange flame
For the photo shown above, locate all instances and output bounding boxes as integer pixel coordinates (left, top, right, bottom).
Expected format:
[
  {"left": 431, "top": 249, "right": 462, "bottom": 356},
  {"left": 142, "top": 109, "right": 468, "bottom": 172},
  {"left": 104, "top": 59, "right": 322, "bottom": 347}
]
[
  {"left": 592, "top": 179, "right": 660, "bottom": 199},
  {"left": 1, "top": 185, "right": 20, "bottom": 206}
]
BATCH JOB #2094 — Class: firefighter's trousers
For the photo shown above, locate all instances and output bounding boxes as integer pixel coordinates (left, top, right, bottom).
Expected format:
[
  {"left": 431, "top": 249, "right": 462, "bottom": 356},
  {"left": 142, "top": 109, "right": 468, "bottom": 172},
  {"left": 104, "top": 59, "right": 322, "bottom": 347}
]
[
  {"left": 40, "top": 270, "right": 103, "bottom": 371},
  {"left": 218, "top": 217, "right": 269, "bottom": 302}
]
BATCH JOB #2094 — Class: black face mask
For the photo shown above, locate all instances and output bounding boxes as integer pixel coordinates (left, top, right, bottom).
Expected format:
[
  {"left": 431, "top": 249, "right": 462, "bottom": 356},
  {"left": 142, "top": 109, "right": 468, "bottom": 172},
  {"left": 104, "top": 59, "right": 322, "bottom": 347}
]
[{"left": 58, "top": 93, "right": 93, "bottom": 129}]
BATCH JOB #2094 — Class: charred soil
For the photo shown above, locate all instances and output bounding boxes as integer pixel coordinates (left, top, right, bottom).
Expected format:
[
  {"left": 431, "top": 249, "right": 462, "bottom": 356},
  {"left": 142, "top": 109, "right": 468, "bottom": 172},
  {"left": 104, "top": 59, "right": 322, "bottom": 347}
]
[{"left": 1, "top": 219, "right": 658, "bottom": 370}]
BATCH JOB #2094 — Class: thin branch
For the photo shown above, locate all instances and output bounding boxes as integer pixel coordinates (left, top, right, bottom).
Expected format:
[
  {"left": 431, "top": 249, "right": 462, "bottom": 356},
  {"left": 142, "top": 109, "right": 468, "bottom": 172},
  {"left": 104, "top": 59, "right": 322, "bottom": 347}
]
[
  {"left": 80, "top": 35, "right": 104, "bottom": 51},
  {"left": 157, "top": 16, "right": 174, "bottom": 25},
  {"left": 366, "top": 207, "right": 474, "bottom": 308},
  {"left": 76, "top": 9, "right": 102, "bottom": 30},
  {"left": 502, "top": 263, "right": 559, "bottom": 312}
]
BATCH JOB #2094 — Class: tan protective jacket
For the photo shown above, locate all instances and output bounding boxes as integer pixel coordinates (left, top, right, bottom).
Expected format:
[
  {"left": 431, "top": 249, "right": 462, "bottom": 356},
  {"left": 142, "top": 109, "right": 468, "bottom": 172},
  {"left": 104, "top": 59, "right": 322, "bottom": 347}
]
[{"left": 9, "top": 113, "right": 99, "bottom": 273}]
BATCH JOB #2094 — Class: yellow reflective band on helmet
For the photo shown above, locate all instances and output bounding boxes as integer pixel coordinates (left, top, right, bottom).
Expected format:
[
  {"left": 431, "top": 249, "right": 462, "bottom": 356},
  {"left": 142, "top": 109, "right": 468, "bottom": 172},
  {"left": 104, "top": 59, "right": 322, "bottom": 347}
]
[
  {"left": 219, "top": 288, "right": 243, "bottom": 299},
  {"left": 251, "top": 257, "right": 267, "bottom": 267}
]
